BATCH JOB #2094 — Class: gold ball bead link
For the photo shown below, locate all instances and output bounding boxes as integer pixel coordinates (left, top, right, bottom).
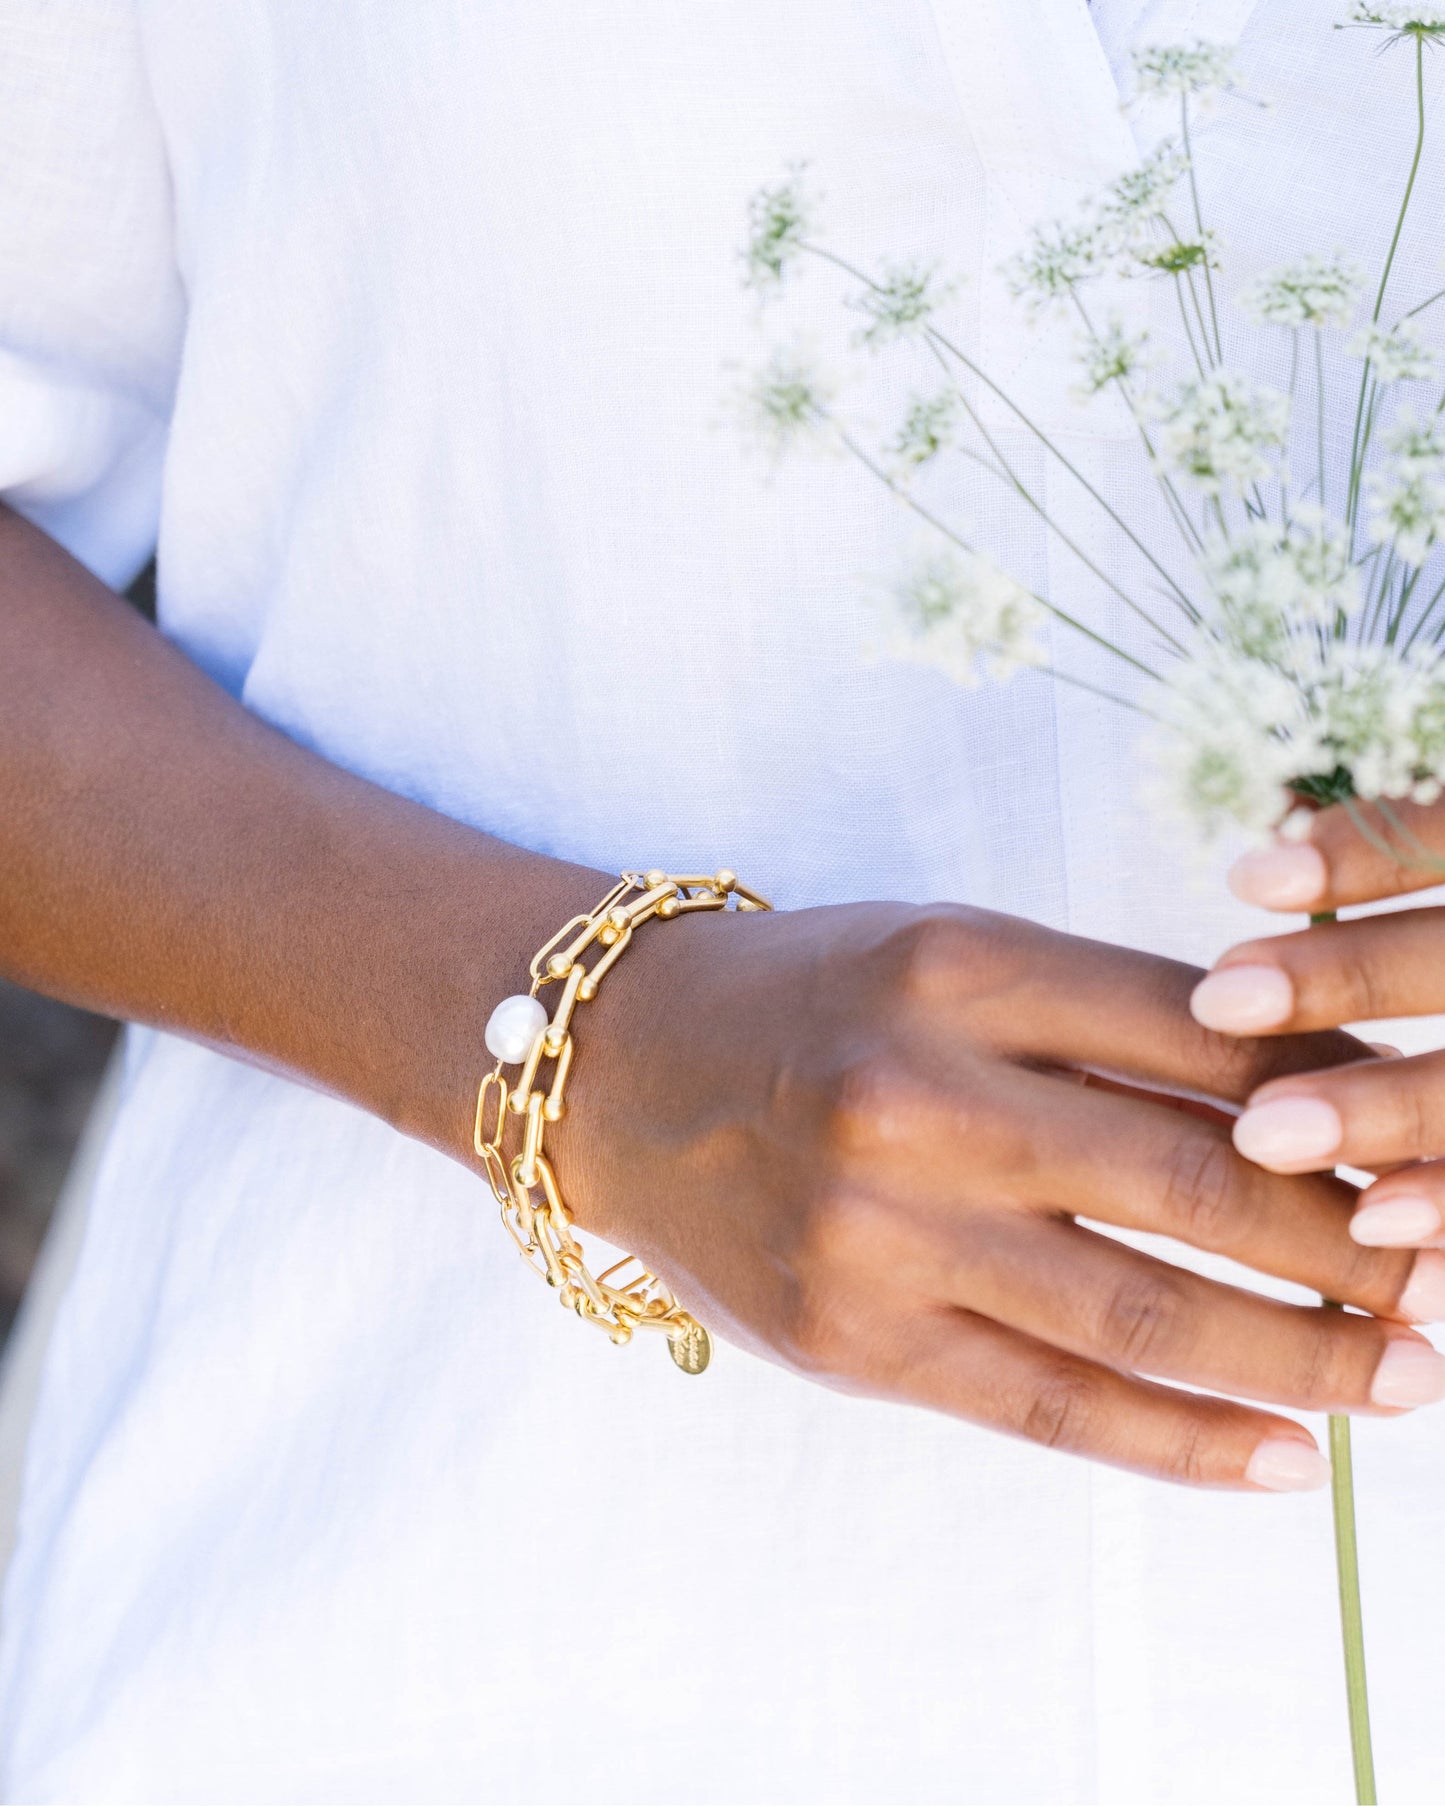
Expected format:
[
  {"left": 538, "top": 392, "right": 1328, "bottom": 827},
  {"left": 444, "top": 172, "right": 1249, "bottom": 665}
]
[
  {"left": 546, "top": 953, "right": 572, "bottom": 980},
  {"left": 714, "top": 868, "right": 737, "bottom": 894},
  {"left": 643, "top": 868, "right": 667, "bottom": 888}
]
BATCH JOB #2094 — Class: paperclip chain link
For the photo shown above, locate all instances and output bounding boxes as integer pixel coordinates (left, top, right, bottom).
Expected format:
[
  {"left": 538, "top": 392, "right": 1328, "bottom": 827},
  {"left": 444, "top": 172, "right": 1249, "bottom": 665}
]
[{"left": 475, "top": 868, "right": 772, "bottom": 1372}]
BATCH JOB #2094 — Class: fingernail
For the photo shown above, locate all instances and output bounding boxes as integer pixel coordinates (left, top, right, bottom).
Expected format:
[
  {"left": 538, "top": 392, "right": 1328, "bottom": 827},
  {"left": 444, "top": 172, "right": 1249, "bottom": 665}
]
[
  {"left": 1245, "top": 1437, "right": 1331, "bottom": 1492},
  {"left": 1352, "top": 1195, "right": 1444, "bottom": 1248},
  {"left": 1367, "top": 1042, "right": 1403, "bottom": 1059},
  {"left": 1371, "top": 1338, "right": 1445, "bottom": 1408},
  {"left": 1233, "top": 1095, "right": 1343, "bottom": 1168},
  {"left": 1190, "top": 965, "right": 1294, "bottom": 1033},
  {"left": 1398, "top": 1251, "right": 1445, "bottom": 1322},
  {"left": 1227, "top": 843, "right": 1328, "bottom": 910}
]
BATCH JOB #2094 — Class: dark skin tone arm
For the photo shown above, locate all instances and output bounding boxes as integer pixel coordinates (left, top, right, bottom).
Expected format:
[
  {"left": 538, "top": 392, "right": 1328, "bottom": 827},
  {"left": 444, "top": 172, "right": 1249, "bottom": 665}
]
[{"left": 6, "top": 500, "right": 1445, "bottom": 1490}]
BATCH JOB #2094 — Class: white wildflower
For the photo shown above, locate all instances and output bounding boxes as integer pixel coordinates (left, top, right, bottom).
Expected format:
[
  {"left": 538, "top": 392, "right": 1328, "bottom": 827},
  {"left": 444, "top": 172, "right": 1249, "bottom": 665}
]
[
  {"left": 1004, "top": 217, "right": 1110, "bottom": 312},
  {"left": 1347, "top": 3, "right": 1445, "bottom": 36},
  {"left": 1365, "top": 409, "right": 1445, "bottom": 565},
  {"left": 886, "top": 547, "right": 1048, "bottom": 687},
  {"left": 1201, "top": 511, "right": 1360, "bottom": 662},
  {"left": 1309, "top": 642, "right": 1445, "bottom": 801},
  {"left": 1127, "top": 230, "right": 1222, "bottom": 281},
  {"left": 890, "top": 391, "right": 959, "bottom": 473},
  {"left": 851, "top": 260, "right": 950, "bottom": 346},
  {"left": 1131, "top": 40, "right": 1238, "bottom": 101},
  {"left": 742, "top": 167, "right": 814, "bottom": 291},
  {"left": 1003, "top": 143, "right": 1200, "bottom": 306},
  {"left": 1100, "top": 141, "right": 1191, "bottom": 228},
  {"left": 1149, "top": 650, "right": 1312, "bottom": 839},
  {"left": 1350, "top": 320, "right": 1439, "bottom": 383},
  {"left": 1076, "top": 318, "right": 1153, "bottom": 397},
  {"left": 736, "top": 345, "right": 833, "bottom": 454},
  {"left": 1152, "top": 369, "right": 1291, "bottom": 496},
  {"left": 1238, "top": 253, "right": 1364, "bottom": 330}
]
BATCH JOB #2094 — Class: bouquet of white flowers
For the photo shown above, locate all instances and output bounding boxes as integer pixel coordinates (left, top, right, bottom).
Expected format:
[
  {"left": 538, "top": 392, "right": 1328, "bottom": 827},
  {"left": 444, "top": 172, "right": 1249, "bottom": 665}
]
[{"left": 736, "top": 8, "right": 1445, "bottom": 1800}]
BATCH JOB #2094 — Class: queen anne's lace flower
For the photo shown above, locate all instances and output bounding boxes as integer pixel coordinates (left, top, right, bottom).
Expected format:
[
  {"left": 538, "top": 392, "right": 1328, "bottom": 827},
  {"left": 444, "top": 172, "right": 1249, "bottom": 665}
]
[
  {"left": 890, "top": 391, "right": 959, "bottom": 473},
  {"left": 737, "top": 345, "right": 833, "bottom": 452},
  {"left": 1366, "top": 409, "right": 1445, "bottom": 564},
  {"left": 1004, "top": 217, "right": 1111, "bottom": 312},
  {"left": 1129, "top": 231, "right": 1222, "bottom": 279},
  {"left": 1350, "top": 320, "right": 1439, "bottom": 383},
  {"left": 742, "top": 168, "right": 813, "bottom": 290},
  {"left": 1310, "top": 643, "right": 1445, "bottom": 801},
  {"left": 1076, "top": 319, "right": 1152, "bottom": 397},
  {"left": 1238, "top": 254, "right": 1365, "bottom": 330},
  {"left": 1101, "top": 141, "right": 1191, "bottom": 228},
  {"left": 1152, "top": 370, "right": 1291, "bottom": 495},
  {"left": 1131, "top": 39, "right": 1238, "bottom": 99},
  {"left": 1348, "top": 3, "right": 1445, "bottom": 35},
  {"left": 887, "top": 548, "right": 1048, "bottom": 686},
  {"left": 1202, "top": 512, "right": 1359, "bottom": 662},
  {"left": 1149, "top": 651, "right": 1312, "bottom": 838},
  {"left": 851, "top": 261, "right": 949, "bottom": 345}
]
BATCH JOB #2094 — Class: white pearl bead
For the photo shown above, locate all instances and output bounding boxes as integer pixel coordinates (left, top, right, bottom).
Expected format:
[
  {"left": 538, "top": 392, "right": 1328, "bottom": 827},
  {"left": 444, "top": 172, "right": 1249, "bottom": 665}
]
[{"left": 484, "top": 993, "right": 549, "bottom": 1065}]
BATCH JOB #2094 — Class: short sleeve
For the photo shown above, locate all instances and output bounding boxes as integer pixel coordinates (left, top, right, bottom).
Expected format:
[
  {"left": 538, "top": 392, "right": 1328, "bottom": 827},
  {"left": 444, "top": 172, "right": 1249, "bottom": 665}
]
[{"left": 0, "top": 1, "right": 184, "bottom": 587}]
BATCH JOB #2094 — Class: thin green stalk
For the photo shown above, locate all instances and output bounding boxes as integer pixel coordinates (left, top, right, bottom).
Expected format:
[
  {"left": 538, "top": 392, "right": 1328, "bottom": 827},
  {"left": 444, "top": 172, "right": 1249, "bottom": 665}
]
[
  {"left": 1348, "top": 35, "right": 1429, "bottom": 537},
  {"left": 1171, "top": 264, "right": 1210, "bottom": 379},
  {"left": 1326, "top": 1390, "right": 1377, "bottom": 1806},
  {"left": 1180, "top": 96, "right": 1224, "bottom": 363},
  {"left": 1313, "top": 907, "right": 1376, "bottom": 1806},
  {"left": 832, "top": 424, "right": 1161, "bottom": 680},
  {"left": 1282, "top": 331, "right": 1301, "bottom": 525},
  {"left": 1403, "top": 284, "right": 1445, "bottom": 322},
  {"left": 1401, "top": 567, "right": 1445, "bottom": 650},
  {"left": 1374, "top": 37, "right": 1428, "bottom": 332},
  {"left": 1385, "top": 560, "right": 1423, "bottom": 645},
  {"left": 1316, "top": 330, "right": 1329, "bottom": 515},
  {"left": 920, "top": 344, "right": 1192, "bottom": 656},
  {"left": 798, "top": 240, "right": 1204, "bottom": 610},
  {"left": 1374, "top": 797, "right": 1445, "bottom": 871},
  {"left": 1066, "top": 292, "right": 1209, "bottom": 559}
]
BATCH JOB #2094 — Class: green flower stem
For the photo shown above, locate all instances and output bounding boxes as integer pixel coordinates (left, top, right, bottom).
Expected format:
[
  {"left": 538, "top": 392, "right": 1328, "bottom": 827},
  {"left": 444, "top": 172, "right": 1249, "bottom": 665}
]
[
  {"left": 1314, "top": 908, "right": 1377, "bottom": 1806},
  {"left": 1347, "top": 35, "right": 1428, "bottom": 538},
  {"left": 1180, "top": 96, "right": 1224, "bottom": 365}
]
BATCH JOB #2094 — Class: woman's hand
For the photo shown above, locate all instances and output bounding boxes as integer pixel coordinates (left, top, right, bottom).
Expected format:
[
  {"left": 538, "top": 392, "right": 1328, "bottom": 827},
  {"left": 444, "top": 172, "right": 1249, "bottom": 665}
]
[
  {"left": 1192, "top": 796, "right": 1445, "bottom": 1252},
  {"left": 4, "top": 506, "right": 1439, "bottom": 1499},
  {"left": 561, "top": 896, "right": 1445, "bottom": 1493}
]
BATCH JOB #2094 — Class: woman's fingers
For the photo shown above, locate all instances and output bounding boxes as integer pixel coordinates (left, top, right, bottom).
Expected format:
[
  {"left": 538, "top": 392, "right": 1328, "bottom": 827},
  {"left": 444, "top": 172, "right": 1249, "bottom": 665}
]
[
  {"left": 1191, "top": 909, "right": 1445, "bottom": 1035},
  {"left": 1352, "top": 1160, "right": 1445, "bottom": 1248},
  {"left": 905, "top": 906, "right": 1368, "bottom": 1106},
  {"left": 1232, "top": 1049, "right": 1445, "bottom": 1180},
  {"left": 901, "top": 1305, "right": 1333, "bottom": 1492},
  {"left": 933, "top": 1214, "right": 1445, "bottom": 1415},
  {"left": 903, "top": 1059, "right": 1442, "bottom": 1325},
  {"left": 1228, "top": 795, "right": 1445, "bottom": 913}
]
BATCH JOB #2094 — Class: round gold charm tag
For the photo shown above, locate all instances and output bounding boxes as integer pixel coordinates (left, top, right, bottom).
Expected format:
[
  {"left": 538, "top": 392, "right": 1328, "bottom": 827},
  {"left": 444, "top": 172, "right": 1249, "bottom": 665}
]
[{"left": 668, "top": 1319, "right": 712, "bottom": 1375}]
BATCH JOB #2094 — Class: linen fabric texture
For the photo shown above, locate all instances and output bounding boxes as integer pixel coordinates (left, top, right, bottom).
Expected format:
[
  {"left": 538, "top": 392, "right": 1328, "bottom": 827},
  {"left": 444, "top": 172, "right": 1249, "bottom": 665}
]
[{"left": 1, "top": 2, "right": 1443, "bottom": 1801}]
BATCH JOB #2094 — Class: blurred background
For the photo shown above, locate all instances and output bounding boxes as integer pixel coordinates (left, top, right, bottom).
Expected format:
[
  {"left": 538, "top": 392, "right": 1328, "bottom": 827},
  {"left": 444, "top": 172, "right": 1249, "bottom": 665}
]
[
  {"left": 0, "top": 561, "right": 154, "bottom": 1358},
  {"left": 0, "top": 981, "right": 114, "bottom": 1348}
]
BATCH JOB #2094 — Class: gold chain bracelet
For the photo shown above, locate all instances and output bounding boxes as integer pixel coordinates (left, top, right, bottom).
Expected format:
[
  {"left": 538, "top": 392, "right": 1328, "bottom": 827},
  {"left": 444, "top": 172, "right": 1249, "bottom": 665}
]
[{"left": 475, "top": 868, "right": 772, "bottom": 1373}]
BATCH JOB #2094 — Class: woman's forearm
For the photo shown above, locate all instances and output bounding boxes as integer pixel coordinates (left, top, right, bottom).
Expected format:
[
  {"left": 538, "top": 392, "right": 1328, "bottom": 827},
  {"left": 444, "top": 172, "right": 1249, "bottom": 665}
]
[{"left": 0, "top": 504, "right": 605, "bottom": 1161}]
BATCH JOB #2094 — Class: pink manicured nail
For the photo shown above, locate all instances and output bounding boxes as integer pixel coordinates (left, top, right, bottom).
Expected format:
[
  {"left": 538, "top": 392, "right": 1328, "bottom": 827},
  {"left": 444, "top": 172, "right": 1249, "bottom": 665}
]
[
  {"left": 1190, "top": 965, "right": 1294, "bottom": 1033},
  {"left": 1371, "top": 1339, "right": 1445, "bottom": 1408},
  {"left": 1352, "top": 1196, "right": 1444, "bottom": 1248},
  {"left": 1245, "top": 1437, "right": 1331, "bottom": 1492},
  {"left": 1233, "top": 1096, "right": 1343, "bottom": 1168},
  {"left": 1227, "top": 843, "right": 1328, "bottom": 910},
  {"left": 1398, "top": 1252, "right": 1445, "bottom": 1322}
]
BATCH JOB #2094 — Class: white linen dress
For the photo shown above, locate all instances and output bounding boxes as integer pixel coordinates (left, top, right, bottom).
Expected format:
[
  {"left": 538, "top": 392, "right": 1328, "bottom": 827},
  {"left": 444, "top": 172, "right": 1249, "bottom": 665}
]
[{"left": 1, "top": 1, "right": 1443, "bottom": 1800}]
